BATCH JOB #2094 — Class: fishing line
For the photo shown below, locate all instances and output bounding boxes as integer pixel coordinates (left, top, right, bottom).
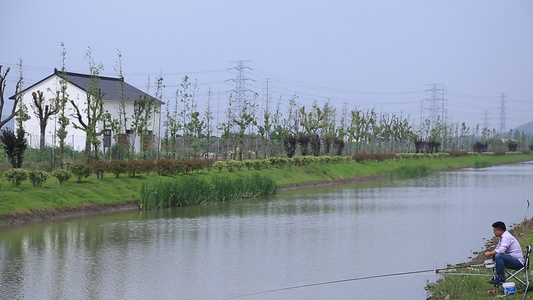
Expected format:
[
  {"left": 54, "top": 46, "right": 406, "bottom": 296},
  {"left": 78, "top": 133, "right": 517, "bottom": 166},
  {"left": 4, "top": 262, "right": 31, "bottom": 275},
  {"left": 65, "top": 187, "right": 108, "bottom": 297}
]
[
  {"left": 223, "top": 264, "right": 491, "bottom": 299},
  {"left": 223, "top": 269, "right": 436, "bottom": 299}
]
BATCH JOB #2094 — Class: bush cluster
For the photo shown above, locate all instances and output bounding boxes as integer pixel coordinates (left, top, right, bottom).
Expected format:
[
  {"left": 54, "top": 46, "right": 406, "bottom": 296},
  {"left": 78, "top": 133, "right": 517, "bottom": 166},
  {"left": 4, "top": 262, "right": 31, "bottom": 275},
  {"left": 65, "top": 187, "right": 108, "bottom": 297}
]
[
  {"left": 71, "top": 164, "right": 91, "bottom": 182},
  {"left": 53, "top": 169, "right": 72, "bottom": 185},
  {"left": 447, "top": 151, "right": 469, "bottom": 157},
  {"left": 2, "top": 150, "right": 530, "bottom": 188},
  {"left": 28, "top": 170, "right": 50, "bottom": 187},
  {"left": 209, "top": 156, "right": 352, "bottom": 172},
  {"left": 4, "top": 168, "right": 28, "bottom": 187},
  {"left": 351, "top": 153, "right": 397, "bottom": 162},
  {"left": 109, "top": 160, "right": 127, "bottom": 178}
]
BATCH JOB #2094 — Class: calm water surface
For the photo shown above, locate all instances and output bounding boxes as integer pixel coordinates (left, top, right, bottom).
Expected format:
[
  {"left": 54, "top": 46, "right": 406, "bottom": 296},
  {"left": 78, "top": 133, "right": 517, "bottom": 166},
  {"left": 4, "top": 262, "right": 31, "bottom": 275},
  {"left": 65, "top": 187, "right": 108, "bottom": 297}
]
[{"left": 1, "top": 162, "right": 532, "bottom": 299}]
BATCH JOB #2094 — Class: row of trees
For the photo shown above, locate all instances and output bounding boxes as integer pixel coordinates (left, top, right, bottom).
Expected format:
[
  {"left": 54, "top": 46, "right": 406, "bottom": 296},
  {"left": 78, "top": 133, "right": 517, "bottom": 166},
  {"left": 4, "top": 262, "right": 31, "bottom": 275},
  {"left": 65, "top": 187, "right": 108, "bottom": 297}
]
[{"left": 2, "top": 46, "right": 533, "bottom": 168}]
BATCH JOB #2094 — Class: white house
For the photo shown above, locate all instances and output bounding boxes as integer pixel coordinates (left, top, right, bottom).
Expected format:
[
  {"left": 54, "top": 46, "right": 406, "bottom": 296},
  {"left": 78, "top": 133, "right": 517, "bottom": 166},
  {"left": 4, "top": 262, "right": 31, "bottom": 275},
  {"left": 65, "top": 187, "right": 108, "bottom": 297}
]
[{"left": 10, "top": 68, "right": 161, "bottom": 154}]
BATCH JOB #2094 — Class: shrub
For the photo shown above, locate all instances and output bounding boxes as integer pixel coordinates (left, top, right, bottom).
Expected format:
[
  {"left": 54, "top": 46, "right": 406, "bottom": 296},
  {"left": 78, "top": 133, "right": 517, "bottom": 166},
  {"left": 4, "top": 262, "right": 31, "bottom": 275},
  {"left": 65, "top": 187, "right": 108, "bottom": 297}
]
[
  {"left": 182, "top": 160, "right": 195, "bottom": 174},
  {"left": 156, "top": 159, "right": 175, "bottom": 175},
  {"left": 432, "top": 152, "right": 450, "bottom": 158},
  {"left": 205, "top": 159, "right": 215, "bottom": 172},
  {"left": 352, "top": 153, "right": 368, "bottom": 162},
  {"left": 507, "top": 141, "right": 518, "bottom": 152},
  {"left": 0, "top": 128, "right": 28, "bottom": 168},
  {"left": 53, "top": 169, "right": 72, "bottom": 185},
  {"left": 292, "top": 156, "right": 303, "bottom": 166},
  {"left": 448, "top": 151, "right": 468, "bottom": 157},
  {"left": 174, "top": 160, "right": 185, "bottom": 174},
  {"left": 331, "top": 156, "right": 345, "bottom": 163},
  {"left": 189, "top": 159, "right": 206, "bottom": 173},
  {"left": 108, "top": 160, "right": 127, "bottom": 178},
  {"left": 126, "top": 160, "right": 143, "bottom": 177},
  {"left": 213, "top": 161, "right": 226, "bottom": 172},
  {"left": 319, "top": 156, "right": 332, "bottom": 164},
  {"left": 28, "top": 170, "right": 50, "bottom": 187},
  {"left": 494, "top": 151, "right": 506, "bottom": 156},
  {"left": 473, "top": 142, "right": 489, "bottom": 153},
  {"left": 140, "top": 160, "right": 156, "bottom": 175},
  {"left": 71, "top": 164, "right": 91, "bottom": 183},
  {"left": 226, "top": 160, "right": 242, "bottom": 172},
  {"left": 268, "top": 157, "right": 289, "bottom": 167},
  {"left": 301, "top": 156, "right": 316, "bottom": 165},
  {"left": 90, "top": 161, "right": 109, "bottom": 179},
  {"left": 283, "top": 135, "right": 297, "bottom": 158},
  {"left": 397, "top": 153, "right": 426, "bottom": 160},
  {"left": 4, "top": 168, "right": 28, "bottom": 187},
  {"left": 244, "top": 160, "right": 254, "bottom": 170}
]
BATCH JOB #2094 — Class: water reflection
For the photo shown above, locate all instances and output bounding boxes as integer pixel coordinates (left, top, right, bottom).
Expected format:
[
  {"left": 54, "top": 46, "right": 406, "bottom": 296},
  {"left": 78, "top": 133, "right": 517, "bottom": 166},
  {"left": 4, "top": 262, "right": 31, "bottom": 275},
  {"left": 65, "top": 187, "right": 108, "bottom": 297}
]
[{"left": 0, "top": 162, "right": 532, "bottom": 299}]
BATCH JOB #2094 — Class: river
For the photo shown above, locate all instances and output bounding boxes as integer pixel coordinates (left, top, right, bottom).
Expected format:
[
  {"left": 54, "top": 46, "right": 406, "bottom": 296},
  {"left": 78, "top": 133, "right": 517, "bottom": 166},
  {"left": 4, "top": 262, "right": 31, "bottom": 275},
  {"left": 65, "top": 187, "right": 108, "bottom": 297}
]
[{"left": 1, "top": 162, "right": 532, "bottom": 299}]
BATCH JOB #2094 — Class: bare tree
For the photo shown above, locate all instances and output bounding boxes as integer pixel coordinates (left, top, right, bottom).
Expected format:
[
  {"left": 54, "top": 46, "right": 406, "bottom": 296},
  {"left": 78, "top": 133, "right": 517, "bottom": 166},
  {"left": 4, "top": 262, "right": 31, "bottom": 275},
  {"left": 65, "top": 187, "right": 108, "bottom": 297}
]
[
  {"left": 0, "top": 65, "right": 22, "bottom": 130},
  {"left": 56, "top": 42, "right": 71, "bottom": 167},
  {"left": 70, "top": 47, "right": 108, "bottom": 161},
  {"left": 31, "top": 90, "right": 60, "bottom": 149}
]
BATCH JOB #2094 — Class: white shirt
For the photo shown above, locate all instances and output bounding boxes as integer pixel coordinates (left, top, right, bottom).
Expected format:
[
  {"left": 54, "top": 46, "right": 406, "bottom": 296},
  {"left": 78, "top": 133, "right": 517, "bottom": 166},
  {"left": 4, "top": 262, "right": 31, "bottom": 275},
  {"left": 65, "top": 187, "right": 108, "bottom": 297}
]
[{"left": 495, "top": 230, "right": 525, "bottom": 265}]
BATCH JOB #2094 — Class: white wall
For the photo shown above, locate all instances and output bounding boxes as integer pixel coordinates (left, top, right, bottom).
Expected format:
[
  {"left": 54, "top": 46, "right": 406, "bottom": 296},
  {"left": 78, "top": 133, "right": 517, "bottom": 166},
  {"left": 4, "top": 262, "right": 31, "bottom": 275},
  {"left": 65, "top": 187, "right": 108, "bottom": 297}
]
[{"left": 16, "top": 74, "right": 161, "bottom": 153}]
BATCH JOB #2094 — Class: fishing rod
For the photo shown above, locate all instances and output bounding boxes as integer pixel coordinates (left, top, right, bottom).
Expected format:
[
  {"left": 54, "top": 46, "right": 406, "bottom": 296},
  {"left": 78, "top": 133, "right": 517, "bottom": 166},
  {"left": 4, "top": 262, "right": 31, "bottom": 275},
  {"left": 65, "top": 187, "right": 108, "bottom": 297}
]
[
  {"left": 223, "top": 264, "right": 489, "bottom": 299},
  {"left": 224, "top": 269, "right": 437, "bottom": 299}
]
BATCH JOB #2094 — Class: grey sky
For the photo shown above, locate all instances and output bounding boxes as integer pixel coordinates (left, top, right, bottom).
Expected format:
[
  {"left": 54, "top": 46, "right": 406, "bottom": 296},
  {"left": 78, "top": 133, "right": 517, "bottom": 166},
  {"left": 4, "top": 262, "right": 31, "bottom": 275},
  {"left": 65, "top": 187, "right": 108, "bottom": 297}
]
[{"left": 1, "top": 0, "right": 532, "bottom": 130}]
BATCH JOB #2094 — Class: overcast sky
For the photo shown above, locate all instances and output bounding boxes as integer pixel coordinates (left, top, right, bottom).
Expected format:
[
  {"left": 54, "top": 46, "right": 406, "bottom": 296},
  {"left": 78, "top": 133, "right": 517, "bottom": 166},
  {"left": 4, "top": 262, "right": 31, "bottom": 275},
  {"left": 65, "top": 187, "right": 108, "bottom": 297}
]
[{"left": 1, "top": 0, "right": 532, "bottom": 130}]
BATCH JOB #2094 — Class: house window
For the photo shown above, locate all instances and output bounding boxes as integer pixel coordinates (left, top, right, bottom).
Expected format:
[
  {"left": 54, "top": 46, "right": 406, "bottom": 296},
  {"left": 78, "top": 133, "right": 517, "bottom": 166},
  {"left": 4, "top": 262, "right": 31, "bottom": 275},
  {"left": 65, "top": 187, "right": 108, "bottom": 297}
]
[{"left": 103, "top": 129, "right": 112, "bottom": 148}]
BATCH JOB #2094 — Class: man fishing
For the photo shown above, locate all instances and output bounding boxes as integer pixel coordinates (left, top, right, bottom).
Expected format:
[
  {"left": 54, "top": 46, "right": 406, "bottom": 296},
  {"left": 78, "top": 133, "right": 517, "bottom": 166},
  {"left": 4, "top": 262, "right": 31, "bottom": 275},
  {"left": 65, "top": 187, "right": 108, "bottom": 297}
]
[{"left": 484, "top": 221, "right": 524, "bottom": 284}]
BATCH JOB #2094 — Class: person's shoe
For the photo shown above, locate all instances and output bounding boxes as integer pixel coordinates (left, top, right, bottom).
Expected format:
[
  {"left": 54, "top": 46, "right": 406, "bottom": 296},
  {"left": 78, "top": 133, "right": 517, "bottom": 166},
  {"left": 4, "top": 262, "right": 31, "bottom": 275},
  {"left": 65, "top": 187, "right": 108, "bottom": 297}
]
[{"left": 488, "top": 277, "right": 505, "bottom": 285}]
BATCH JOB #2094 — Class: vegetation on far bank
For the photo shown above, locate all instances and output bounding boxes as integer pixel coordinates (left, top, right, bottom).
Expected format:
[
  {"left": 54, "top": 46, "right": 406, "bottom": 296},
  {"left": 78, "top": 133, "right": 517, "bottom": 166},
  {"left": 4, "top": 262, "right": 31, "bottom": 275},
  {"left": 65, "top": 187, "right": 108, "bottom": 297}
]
[{"left": 0, "top": 152, "right": 532, "bottom": 217}]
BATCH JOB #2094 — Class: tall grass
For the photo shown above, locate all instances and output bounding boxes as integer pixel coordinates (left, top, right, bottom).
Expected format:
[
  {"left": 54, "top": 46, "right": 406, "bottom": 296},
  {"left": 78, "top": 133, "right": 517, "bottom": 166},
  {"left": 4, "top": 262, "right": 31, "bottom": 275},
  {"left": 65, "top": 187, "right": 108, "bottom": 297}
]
[
  {"left": 389, "top": 165, "right": 432, "bottom": 179},
  {"left": 426, "top": 270, "right": 501, "bottom": 299},
  {"left": 140, "top": 173, "right": 277, "bottom": 209},
  {"left": 473, "top": 160, "right": 492, "bottom": 169}
]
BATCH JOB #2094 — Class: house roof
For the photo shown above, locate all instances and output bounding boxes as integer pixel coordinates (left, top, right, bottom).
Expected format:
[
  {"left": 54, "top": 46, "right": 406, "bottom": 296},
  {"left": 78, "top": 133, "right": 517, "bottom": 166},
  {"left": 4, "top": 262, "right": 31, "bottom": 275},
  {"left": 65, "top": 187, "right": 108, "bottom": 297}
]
[{"left": 10, "top": 69, "right": 160, "bottom": 104}]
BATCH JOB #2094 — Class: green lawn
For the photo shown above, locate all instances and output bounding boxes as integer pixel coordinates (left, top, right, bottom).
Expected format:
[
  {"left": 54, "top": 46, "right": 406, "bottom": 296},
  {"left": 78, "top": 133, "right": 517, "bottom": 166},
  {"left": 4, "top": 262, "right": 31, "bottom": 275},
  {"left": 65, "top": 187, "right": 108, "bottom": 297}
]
[{"left": 1, "top": 153, "right": 532, "bottom": 216}]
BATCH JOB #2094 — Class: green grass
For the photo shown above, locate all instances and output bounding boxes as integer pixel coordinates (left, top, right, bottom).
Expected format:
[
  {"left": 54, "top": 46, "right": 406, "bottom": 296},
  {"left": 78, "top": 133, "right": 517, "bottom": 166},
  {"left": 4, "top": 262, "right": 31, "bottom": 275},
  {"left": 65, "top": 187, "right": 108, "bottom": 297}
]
[
  {"left": 0, "top": 153, "right": 532, "bottom": 216},
  {"left": 473, "top": 160, "right": 492, "bottom": 169},
  {"left": 427, "top": 255, "right": 533, "bottom": 299},
  {"left": 389, "top": 165, "right": 432, "bottom": 179}
]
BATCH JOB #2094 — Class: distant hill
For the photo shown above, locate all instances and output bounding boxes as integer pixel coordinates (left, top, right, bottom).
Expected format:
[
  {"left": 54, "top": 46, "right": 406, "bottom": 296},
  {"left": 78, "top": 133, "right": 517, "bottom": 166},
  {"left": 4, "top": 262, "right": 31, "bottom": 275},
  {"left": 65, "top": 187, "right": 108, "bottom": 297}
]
[{"left": 513, "top": 121, "right": 533, "bottom": 135}]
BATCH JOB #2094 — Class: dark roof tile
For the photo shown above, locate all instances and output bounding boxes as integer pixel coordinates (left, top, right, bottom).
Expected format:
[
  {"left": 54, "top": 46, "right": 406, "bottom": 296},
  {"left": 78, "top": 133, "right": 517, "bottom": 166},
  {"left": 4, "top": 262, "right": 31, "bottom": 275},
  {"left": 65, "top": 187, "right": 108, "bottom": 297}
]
[{"left": 10, "top": 69, "right": 159, "bottom": 104}]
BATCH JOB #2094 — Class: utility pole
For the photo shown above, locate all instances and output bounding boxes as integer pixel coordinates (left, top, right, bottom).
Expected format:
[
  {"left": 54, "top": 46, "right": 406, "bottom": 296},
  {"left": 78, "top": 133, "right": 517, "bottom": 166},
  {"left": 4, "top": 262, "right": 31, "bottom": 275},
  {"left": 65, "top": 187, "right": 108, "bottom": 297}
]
[
  {"left": 498, "top": 93, "right": 506, "bottom": 134},
  {"left": 228, "top": 60, "right": 254, "bottom": 111},
  {"left": 482, "top": 109, "right": 490, "bottom": 129},
  {"left": 265, "top": 78, "right": 270, "bottom": 114},
  {"left": 421, "top": 84, "right": 446, "bottom": 126}
]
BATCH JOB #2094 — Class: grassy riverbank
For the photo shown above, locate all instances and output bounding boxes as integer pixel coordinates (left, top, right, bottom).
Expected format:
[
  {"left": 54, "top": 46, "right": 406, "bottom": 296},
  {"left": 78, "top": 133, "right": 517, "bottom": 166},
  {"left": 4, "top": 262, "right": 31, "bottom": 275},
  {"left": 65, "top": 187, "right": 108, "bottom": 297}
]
[
  {"left": 427, "top": 218, "right": 533, "bottom": 299},
  {"left": 0, "top": 153, "right": 532, "bottom": 221}
]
